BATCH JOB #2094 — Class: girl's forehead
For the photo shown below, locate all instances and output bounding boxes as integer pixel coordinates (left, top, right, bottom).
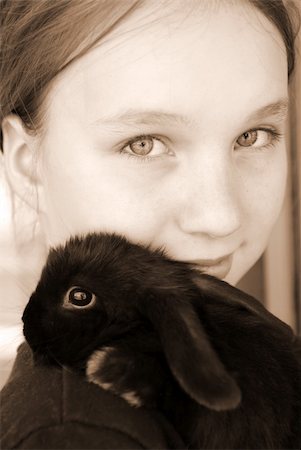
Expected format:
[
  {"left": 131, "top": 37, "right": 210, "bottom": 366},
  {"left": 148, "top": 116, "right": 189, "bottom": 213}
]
[{"left": 48, "top": 0, "right": 287, "bottom": 126}]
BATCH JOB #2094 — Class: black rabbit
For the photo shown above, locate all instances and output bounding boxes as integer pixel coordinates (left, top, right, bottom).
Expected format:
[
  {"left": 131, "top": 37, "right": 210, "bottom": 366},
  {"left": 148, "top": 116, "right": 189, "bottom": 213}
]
[{"left": 22, "top": 232, "right": 301, "bottom": 449}]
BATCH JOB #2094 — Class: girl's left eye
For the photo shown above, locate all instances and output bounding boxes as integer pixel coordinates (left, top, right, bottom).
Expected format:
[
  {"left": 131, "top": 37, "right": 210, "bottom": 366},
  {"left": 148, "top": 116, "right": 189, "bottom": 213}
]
[
  {"left": 234, "top": 129, "right": 281, "bottom": 150},
  {"left": 121, "top": 135, "right": 170, "bottom": 159}
]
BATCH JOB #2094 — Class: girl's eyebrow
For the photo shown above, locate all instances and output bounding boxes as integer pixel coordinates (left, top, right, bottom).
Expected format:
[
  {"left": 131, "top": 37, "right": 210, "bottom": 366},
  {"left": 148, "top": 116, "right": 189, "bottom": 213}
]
[
  {"left": 91, "top": 98, "right": 289, "bottom": 129},
  {"left": 247, "top": 98, "right": 289, "bottom": 123},
  {"left": 91, "top": 109, "right": 193, "bottom": 128}
]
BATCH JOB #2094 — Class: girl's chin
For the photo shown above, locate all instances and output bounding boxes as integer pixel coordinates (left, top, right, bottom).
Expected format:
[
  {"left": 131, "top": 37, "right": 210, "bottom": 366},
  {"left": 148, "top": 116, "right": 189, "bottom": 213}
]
[{"left": 223, "top": 266, "right": 246, "bottom": 286}]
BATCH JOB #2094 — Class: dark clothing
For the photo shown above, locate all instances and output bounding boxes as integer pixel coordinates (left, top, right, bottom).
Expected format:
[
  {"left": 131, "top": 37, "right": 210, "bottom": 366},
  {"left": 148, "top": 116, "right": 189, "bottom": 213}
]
[{"left": 1, "top": 343, "right": 185, "bottom": 449}]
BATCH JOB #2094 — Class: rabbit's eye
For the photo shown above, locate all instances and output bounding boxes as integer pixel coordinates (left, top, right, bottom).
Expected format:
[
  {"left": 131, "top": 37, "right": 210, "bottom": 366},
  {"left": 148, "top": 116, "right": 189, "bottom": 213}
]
[{"left": 64, "top": 287, "right": 96, "bottom": 309}]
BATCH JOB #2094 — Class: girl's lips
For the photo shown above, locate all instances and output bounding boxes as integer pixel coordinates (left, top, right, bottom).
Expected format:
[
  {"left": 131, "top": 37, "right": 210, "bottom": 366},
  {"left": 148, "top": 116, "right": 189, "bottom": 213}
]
[{"left": 189, "top": 254, "right": 233, "bottom": 279}]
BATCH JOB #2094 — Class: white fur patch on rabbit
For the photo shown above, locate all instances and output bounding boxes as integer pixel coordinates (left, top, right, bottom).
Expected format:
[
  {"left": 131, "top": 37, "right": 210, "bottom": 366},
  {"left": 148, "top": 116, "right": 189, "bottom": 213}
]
[{"left": 86, "top": 347, "right": 142, "bottom": 408}]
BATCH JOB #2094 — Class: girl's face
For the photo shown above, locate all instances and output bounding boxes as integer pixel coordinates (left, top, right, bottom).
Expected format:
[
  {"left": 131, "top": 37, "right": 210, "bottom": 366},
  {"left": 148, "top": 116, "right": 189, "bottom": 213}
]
[{"left": 35, "top": 1, "right": 288, "bottom": 285}]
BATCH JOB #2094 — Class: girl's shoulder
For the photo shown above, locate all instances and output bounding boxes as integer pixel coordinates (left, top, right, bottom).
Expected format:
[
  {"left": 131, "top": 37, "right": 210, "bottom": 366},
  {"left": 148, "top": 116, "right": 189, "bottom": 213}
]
[{"left": 1, "top": 342, "right": 184, "bottom": 449}]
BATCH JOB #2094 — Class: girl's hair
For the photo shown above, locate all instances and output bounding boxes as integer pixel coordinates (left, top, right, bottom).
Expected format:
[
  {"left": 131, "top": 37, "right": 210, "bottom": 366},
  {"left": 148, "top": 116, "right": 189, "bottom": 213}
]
[{"left": 0, "top": 0, "right": 299, "bottom": 152}]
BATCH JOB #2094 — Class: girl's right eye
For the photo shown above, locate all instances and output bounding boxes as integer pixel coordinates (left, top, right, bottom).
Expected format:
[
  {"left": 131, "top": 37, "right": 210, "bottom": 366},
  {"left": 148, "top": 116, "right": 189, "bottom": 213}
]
[
  {"left": 120, "top": 135, "right": 171, "bottom": 160},
  {"left": 63, "top": 287, "right": 96, "bottom": 309}
]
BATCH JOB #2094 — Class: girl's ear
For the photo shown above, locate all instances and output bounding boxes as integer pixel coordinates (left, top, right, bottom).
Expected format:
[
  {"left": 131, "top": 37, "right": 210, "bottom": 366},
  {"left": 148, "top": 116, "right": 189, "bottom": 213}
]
[{"left": 2, "top": 114, "right": 43, "bottom": 211}]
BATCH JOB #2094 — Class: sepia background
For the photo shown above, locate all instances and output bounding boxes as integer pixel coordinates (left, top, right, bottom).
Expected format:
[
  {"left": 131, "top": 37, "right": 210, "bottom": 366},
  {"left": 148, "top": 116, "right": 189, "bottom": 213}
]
[{"left": 0, "top": 11, "right": 300, "bottom": 390}]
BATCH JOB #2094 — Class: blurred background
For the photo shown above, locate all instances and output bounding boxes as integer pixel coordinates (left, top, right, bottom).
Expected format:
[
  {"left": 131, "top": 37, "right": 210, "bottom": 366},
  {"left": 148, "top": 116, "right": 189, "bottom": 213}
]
[{"left": 0, "top": 19, "right": 300, "bottom": 391}]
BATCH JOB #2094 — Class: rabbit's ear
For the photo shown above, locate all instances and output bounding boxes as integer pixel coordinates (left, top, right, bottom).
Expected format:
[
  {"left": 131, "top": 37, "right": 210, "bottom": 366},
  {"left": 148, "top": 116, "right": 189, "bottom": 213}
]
[
  {"left": 142, "top": 298, "right": 241, "bottom": 412},
  {"left": 192, "top": 274, "right": 294, "bottom": 338}
]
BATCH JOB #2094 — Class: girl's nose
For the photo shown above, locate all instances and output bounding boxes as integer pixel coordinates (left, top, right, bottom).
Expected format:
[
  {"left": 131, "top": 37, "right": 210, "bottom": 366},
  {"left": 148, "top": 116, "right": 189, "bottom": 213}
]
[{"left": 176, "top": 156, "right": 241, "bottom": 239}]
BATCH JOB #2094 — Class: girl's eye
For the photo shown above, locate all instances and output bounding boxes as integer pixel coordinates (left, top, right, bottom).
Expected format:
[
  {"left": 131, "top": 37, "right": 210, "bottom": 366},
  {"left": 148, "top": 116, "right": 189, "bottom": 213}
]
[
  {"left": 129, "top": 136, "right": 154, "bottom": 155},
  {"left": 237, "top": 130, "right": 258, "bottom": 147},
  {"left": 235, "top": 128, "right": 281, "bottom": 150},
  {"left": 121, "top": 135, "right": 170, "bottom": 158},
  {"left": 64, "top": 287, "right": 96, "bottom": 309}
]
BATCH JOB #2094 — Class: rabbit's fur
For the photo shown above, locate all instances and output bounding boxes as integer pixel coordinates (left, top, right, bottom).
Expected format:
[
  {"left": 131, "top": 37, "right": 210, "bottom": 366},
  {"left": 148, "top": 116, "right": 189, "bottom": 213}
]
[{"left": 22, "top": 232, "right": 301, "bottom": 449}]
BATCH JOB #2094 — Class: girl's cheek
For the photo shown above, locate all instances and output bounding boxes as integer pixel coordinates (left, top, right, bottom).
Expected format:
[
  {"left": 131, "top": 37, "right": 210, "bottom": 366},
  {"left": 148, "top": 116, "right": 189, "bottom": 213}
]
[{"left": 236, "top": 145, "right": 287, "bottom": 219}]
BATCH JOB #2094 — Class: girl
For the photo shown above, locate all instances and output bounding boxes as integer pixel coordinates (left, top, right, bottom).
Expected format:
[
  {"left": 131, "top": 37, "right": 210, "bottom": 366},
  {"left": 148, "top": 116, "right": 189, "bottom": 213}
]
[{"left": 0, "top": 0, "right": 299, "bottom": 448}]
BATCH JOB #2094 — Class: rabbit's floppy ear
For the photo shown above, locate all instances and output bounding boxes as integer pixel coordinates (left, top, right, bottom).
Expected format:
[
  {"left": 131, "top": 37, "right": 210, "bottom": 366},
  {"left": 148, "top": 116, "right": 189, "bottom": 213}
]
[
  {"left": 191, "top": 274, "right": 294, "bottom": 338},
  {"left": 140, "top": 296, "right": 241, "bottom": 412}
]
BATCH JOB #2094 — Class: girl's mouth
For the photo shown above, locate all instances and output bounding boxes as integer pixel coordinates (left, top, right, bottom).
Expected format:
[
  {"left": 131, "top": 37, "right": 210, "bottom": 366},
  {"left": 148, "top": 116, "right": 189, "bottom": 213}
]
[{"left": 188, "top": 254, "right": 233, "bottom": 279}]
